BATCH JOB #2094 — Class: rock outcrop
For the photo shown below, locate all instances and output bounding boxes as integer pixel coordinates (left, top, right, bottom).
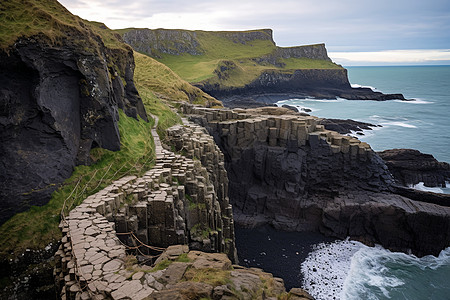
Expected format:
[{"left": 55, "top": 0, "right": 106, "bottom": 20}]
[
  {"left": 182, "top": 104, "right": 450, "bottom": 256},
  {"left": 320, "top": 118, "right": 380, "bottom": 135},
  {"left": 209, "top": 80, "right": 407, "bottom": 106},
  {"left": 0, "top": 31, "right": 147, "bottom": 224},
  {"left": 254, "top": 44, "right": 331, "bottom": 67},
  {"left": 379, "top": 149, "right": 450, "bottom": 188}
]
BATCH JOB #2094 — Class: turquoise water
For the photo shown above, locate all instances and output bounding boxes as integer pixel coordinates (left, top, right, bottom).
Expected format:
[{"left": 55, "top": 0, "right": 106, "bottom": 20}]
[
  {"left": 302, "top": 240, "right": 450, "bottom": 300},
  {"left": 277, "top": 66, "right": 450, "bottom": 299},
  {"left": 277, "top": 66, "right": 450, "bottom": 163}
]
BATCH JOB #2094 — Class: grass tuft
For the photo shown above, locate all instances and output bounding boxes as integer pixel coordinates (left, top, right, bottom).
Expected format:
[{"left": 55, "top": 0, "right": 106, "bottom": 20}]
[{"left": 183, "top": 267, "right": 231, "bottom": 287}]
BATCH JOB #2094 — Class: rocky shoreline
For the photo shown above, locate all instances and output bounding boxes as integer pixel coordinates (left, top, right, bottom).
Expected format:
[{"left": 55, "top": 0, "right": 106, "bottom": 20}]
[
  {"left": 216, "top": 89, "right": 408, "bottom": 110},
  {"left": 182, "top": 103, "right": 450, "bottom": 257}
]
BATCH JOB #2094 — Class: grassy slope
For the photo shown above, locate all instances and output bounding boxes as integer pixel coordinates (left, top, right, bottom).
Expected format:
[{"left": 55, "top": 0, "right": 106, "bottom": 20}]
[
  {"left": 131, "top": 29, "right": 342, "bottom": 87},
  {"left": 133, "top": 52, "right": 222, "bottom": 107},
  {"left": 0, "top": 0, "right": 185, "bottom": 257}
]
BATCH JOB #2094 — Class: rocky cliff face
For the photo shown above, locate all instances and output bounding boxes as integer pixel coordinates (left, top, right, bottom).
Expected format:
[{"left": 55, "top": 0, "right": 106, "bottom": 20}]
[
  {"left": 201, "top": 70, "right": 407, "bottom": 105},
  {"left": 254, "top": 43, "right": 331, "bottom": 67},
  {"left": 122, "top": 28, "right": 275, "bottom": 57},
  {"left": 120, "top": 27, "right": 406, "bottom": 103},
  {"left": 198, "top": 68, "right": 352, "bottom": 98},
  {"left": 182, "top": 104, "right": 450, "bottom": 257},
  {"left": 0, "top": 34, "right": 147, "bottom": 224},
  {"left": 122, "top": 29, "right": 204, "bottom": 57}
]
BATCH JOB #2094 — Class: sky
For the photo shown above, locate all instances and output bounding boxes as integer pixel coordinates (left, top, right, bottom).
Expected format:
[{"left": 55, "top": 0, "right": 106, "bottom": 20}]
[{"left": 58, "top": 0, "right": 450, "bottom": 66}]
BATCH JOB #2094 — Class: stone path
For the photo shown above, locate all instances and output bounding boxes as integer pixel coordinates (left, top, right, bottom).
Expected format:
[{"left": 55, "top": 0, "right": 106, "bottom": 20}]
[{"left": 55, "top": 113, "right": 235, "bottom": 300}]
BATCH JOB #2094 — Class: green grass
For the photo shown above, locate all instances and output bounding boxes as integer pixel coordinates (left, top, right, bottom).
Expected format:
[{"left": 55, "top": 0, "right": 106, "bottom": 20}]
[
  {"left": 133, "top": 52, "right": 221, "bottom": 107},
  {"left": 280, "top": 57, "right": 342, "bottom": 69},
  {"left": 0, "top": 0, "right": 128, "bottom": 51},
  {"left": 157, "top": 32, "right": 277, "bottom": 83},
  {"left": 183, "top": 267, "right": 231, "bottom": 287}
]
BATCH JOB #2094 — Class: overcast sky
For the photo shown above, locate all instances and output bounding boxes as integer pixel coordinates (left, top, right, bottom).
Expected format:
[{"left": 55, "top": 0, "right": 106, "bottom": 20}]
[{"left": 59, "top": 0, "right": 450, "bottom": 65}]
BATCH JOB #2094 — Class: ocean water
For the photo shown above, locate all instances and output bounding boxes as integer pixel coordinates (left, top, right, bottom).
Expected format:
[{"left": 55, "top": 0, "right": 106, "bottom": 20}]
[
  {"left": 301, "top": 240, "right": 450, "bottom": 300},
  {"left": 276, "top": 66, "right": 450, "bottom": 164},
  {"left": 274, "top": 66, "right": 450, "bottom": 299}
]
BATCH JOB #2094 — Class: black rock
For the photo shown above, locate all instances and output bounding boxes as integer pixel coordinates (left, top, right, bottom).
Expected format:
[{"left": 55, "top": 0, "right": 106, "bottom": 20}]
[
  {"left": 378, "top": 149, "right": 450, "bottom": 188},
  {"left": 320, "top": 118, "right": 378, "bottom": 135},
  {"left": 0, "top": 36, "right": 147, "bottom": 224}
]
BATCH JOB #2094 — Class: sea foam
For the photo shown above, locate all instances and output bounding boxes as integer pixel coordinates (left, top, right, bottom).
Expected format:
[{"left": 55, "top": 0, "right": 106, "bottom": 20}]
[
  {"left": 301, "top": 239, "right": 364, "bottom": 300},
  {"left": 394, "top": 98, "right": 434, "bottom": 104},
  {"left": 302, "top": 239, "right": 450, "bottom": 300},
  {"left": 351, "top": 83, "right": 379, "bottom": 92},
  {"left": 410, "top": 182, "right": 444, "bottom": 193}
]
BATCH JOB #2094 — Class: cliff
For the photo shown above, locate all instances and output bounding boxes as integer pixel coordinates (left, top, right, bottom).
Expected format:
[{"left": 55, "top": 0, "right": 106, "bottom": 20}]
[
  {"left": 119, "top": 28, "right": 274, "bottom": 57},
  {"left": 0, "top": 0, "right": 148, "bottom": 224},
  {"left": 182, "top": 104, "right": 450, "bottom": 257},
  {"left": 119, "top": 28, "right": 406, "bottom": 103}
]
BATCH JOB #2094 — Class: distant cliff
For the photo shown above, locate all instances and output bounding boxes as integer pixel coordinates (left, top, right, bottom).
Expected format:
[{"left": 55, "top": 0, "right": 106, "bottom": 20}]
[
  {"left": 120, "top": 28, "right": 406, "bottom": 103},
  {"left": 0, "top": 1, "right": 147, "bottom": 224},
  {"left": 121, "top": 28, "right": 274, "bottom": 57}
]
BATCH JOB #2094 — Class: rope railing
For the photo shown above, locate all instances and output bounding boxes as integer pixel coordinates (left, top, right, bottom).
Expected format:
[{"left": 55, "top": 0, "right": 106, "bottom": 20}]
[{"left": 57, "top": 111, "right": 171, "bottom": 299}]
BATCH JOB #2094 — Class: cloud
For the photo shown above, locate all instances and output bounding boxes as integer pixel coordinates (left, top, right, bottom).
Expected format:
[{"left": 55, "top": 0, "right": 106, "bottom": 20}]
[
  {"left": 58, "top": 0, "right": 450, "bottom": 52},
  {"left": 329, "top": 49, "right": 450, "bottom": 66}
]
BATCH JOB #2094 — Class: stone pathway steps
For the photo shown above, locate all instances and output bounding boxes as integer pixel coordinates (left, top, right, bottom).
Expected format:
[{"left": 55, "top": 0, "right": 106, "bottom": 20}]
[{"left": 55, "top": 113, "right": 235, "bottom": 300}]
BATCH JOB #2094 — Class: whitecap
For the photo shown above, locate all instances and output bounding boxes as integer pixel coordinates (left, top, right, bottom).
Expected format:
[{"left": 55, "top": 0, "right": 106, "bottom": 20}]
[
  {"left": 283, "top": 98, "right": 341, "bottom": 103},
  {"left": 303, "top": 239, "right": 450, "bottom": 300},
  {"left": 394, "top": 98, "right": 434, "bottom": 104},
  {"left": 382, "top": 121, "right": 417, "bottom": 128},
  {"left": 342, "top": 246, "right": 405, "bottom": 300},
  {"left": 351, "top": 83, "right": 380, "bottom": 92}
]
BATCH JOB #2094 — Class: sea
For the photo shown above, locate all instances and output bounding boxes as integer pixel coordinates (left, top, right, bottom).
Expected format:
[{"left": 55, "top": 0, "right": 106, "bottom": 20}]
[{"left": 236, "top": 66, "right": 450, "bottom": 300}]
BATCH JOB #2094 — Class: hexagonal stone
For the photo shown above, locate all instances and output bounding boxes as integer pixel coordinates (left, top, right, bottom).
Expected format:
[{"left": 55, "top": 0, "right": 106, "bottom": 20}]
[
  {"left": 103, "top": 259, "right": 122, "bottom": 272},
  {"left": 112, "top": 280, "right": 143, "bottom": 300},
  {"left": 132, "top": 271, "right": 144, "bottom": 281}
]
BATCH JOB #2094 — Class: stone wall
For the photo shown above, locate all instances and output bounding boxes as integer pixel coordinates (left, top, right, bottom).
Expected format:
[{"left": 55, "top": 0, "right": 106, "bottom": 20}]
[{"left": 54, "top": 120, "right": 236, "bottom": 299}]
